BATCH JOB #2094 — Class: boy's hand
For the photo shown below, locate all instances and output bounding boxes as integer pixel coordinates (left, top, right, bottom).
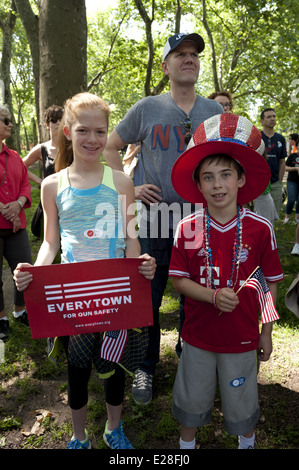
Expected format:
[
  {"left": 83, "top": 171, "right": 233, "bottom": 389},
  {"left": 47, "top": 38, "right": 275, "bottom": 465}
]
[
  {"left": 258, "top": 329, "right": 273, "bottom": 361},
  {"left": 216, "top": 287, "right": 239, "bottom": 313}
]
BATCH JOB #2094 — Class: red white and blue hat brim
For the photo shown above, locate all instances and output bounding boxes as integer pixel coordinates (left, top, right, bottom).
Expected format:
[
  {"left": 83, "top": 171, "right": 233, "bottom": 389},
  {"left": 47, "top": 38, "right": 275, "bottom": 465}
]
[{"left": 171, "top": 114, "right": 271, "bottom": 206}]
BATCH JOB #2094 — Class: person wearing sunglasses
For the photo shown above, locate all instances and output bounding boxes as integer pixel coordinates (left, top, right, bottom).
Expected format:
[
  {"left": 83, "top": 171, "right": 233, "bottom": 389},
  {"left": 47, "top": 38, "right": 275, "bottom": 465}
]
[
  {"left": 207, "top": 90, "right": 234, "bottom": 113},
  {"left": 22, "top": 105, "right": 63, "bottom": 239},
  {"left": 0, "top": 105, "right": 32, "bottom": 341},
  {"left": 104, "top": 33, "right": 223, "bottom": 406},
  {"left": 23, "top": 105, "right": 64, "bottom": 186}
]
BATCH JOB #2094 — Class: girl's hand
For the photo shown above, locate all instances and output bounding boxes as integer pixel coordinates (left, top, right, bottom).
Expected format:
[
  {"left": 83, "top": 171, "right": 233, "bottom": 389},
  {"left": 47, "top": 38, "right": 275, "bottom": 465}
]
[
  {"left": 13, "top": 263, "right": 33, "bottom": 291},
  {"left": 138, "top": 253, "right": 156, "bottom": 280}
]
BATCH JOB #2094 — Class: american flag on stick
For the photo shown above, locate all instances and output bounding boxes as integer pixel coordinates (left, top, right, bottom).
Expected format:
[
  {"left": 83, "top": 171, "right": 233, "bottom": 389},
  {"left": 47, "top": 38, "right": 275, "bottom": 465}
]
[
  {"left": 238, "top": 266, "right": 280, "bottom": 323},
  {"left": 100, "top": 329, "right": 128, "bottom": 363}
]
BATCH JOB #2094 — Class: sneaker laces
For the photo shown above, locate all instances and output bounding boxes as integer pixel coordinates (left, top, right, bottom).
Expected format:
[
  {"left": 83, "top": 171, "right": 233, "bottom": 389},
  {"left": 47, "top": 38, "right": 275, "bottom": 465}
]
[
  {"left": 134, "top": 370, "right": 152, "bottom": 390},
  {"left": 105, "top": 421, "right": 133, "bottom": 449}
]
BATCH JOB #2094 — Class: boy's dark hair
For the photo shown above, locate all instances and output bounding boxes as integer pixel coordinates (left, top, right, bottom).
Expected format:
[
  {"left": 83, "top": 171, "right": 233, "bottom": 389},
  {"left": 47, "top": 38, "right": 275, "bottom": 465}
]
[
  {"left": 193, "top": 154, "right": 245, "bottom": 185},
  {"left": 260, "top": 108, "right": 275, "bottom": 120}
]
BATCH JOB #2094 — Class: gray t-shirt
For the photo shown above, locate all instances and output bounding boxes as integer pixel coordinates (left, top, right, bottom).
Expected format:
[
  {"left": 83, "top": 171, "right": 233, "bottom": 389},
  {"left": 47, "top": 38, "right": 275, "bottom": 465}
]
[{"left": 116, "top": 92, "right": 223, "bottom": 205}]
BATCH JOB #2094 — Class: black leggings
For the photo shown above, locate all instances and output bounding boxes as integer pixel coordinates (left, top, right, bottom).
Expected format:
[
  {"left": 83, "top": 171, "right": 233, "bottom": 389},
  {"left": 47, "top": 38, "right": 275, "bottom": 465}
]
[
  {"left": 68, "top": 362, "right": 126, "bottom": 410},
  {"left": 0, "top": 229, "right": 32, "bottom": 311}
]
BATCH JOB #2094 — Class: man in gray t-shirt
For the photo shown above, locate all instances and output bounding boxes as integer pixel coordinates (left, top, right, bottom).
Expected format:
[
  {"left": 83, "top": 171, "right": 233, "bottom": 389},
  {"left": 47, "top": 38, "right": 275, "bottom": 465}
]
[{"left": 104, "top": 32, "right": 223, "bottom": 405}]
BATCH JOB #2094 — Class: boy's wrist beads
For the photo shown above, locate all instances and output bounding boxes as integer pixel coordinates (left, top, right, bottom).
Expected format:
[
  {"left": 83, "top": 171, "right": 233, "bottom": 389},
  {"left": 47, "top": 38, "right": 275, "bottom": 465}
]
[{"left": 213, "top": 288, "right": 220, "bottom": 309}]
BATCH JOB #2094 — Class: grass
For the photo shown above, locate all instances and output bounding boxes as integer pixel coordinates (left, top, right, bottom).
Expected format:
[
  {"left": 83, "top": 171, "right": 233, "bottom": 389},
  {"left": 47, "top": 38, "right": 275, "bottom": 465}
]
[{"left": 0, "top": 174, "right": 298, "bottom": 450}]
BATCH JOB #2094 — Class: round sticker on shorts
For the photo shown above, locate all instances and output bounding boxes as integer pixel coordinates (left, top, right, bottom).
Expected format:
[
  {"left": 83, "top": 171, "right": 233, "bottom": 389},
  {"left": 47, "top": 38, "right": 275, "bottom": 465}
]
[{"left": 230, "top": 377, "right": 246, "bottom": 387}]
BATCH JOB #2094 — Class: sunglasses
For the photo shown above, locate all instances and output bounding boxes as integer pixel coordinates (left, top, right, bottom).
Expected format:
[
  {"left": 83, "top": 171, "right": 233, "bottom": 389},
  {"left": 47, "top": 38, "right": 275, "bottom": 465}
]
[
  {"left": 0, "top": 117, "right": 12, "bottom": 126},
  {"left": 180, "top": 117, "right": 192, "bottom": 144},
  {"left": 49, "top": 118, "right": 61, "bottom": 124}
]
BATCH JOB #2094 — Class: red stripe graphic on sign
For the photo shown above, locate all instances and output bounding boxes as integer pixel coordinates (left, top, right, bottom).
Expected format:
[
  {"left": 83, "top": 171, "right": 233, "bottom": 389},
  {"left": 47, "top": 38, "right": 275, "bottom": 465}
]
[{"left": 44, "top": 276, "right": 131, "bottom": 301}]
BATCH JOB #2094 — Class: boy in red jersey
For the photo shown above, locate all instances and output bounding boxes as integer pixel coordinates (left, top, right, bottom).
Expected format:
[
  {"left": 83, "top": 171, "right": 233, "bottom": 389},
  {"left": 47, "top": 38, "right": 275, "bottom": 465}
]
[{"left": 169, "top": 113, "right": 283, "bottom": 449}]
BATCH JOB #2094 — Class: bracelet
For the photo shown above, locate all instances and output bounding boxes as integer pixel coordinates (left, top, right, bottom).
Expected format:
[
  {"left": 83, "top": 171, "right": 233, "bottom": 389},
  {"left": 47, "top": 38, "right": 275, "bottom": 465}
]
[
  {"left": 213, "top": 288, "right": 220, "bottom": 309},
  {"left": 17, "top": 199, "right": 24, "bottom": 208}
]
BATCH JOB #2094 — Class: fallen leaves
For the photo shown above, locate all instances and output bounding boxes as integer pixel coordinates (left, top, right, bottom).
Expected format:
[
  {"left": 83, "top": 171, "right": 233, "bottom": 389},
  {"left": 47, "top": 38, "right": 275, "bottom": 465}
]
[{"left": 21, "top": 409, "right": 52, "bottom": 436}]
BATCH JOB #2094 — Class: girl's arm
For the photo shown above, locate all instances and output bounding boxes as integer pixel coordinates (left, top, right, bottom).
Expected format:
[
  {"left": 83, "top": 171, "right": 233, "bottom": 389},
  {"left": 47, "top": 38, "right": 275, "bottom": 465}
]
[
  {"left": 13, "top": 174, "right": 61, "bottom": 291},
  {"left": 114, "top": 169, "right": 141, "bottom": 258},
  {"left": 35, "top": 174, "right": 61, "bottom": 265},
  {"left": 114, "top": 169, "right": 156, "bottom": 280},
  {"left": 285, "top": 165, "right": 299, "bottom": 173},
  {"left": 23, "top": 145, "right": 43, "bottom": 185}
]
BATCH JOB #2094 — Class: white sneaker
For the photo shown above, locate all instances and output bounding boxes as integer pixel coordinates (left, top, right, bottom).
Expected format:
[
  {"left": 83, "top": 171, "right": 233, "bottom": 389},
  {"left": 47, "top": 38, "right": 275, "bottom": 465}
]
[
  {"left": 291, "top": 244, "right": 299, "bottom": 255},
  {"left": 283, "top": 216, "right": 290, "bottom": 224}
]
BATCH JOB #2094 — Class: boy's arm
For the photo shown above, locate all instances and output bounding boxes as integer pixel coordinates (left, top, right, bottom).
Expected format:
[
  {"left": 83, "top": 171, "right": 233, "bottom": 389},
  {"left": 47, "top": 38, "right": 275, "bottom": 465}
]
[
  {"left": 173, "top": 277, "right": 239, "bottom": 312},
  {"left": 258, "top": 281, "right": 277, "bottom": 362}
]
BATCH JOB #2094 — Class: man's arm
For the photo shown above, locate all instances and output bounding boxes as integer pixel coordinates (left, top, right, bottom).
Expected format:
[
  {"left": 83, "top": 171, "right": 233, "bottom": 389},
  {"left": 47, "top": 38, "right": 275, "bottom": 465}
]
[
  {"left": 103, "top": 129, "right": 127, "bottom": 171},
  {"left": 104, "top": 129, "right": 162, "bottom": 204},
  {"left": 279, "top": 158, "right": 286, "bottom": 181}
]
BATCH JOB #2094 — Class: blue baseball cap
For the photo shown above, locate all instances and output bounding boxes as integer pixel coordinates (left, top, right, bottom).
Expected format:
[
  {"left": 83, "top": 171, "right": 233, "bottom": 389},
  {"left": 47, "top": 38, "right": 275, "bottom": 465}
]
[{"left": 162, "top": 33, "right": 205, "bottom": 61}]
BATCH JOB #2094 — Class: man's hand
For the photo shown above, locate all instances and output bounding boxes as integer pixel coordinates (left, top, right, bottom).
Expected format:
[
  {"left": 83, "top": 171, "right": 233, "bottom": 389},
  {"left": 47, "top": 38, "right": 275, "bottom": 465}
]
[{"left": 135, "top": 184, "right": 162, "bottom": 205}]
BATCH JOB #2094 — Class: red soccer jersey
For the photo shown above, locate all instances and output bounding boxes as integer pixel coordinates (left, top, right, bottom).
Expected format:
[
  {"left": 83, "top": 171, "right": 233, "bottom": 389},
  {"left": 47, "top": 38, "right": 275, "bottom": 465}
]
[{"left": 169, "top": 208, "right": 283, "bottom": 353}]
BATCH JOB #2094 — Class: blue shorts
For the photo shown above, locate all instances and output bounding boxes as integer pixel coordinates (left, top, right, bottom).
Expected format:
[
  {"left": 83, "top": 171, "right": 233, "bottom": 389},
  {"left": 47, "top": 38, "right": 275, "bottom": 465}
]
[{"left": 172, "top": 342, "right": 260, "bottom": 435}]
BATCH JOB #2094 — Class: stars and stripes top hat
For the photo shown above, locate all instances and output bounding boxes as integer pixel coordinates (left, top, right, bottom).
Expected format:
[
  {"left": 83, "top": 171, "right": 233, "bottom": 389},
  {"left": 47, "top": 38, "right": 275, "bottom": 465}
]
[{"left": 171, "top": 113, "right": 270, "bottom": 205}]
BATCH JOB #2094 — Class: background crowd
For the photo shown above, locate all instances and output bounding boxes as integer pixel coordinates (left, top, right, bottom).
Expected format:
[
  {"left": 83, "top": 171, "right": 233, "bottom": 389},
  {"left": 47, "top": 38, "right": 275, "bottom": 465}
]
[{"left": 0, "top": 31, "right": 298, "bottom": 451}]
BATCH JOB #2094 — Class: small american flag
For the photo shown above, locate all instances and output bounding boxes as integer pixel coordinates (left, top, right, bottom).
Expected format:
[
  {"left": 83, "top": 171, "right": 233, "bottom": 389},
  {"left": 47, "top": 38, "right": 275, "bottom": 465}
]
[
  {"left": 244, "top": 267, "right": 280, "bottom": 323},
  {"left": 100, "top": 329, "right": 128, "bottom": 363}
]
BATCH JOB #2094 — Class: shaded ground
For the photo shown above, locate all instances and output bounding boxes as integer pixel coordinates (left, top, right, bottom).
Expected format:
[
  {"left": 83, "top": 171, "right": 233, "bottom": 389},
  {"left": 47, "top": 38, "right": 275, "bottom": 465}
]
[{"left": 1, "top": 307, "right": 298, "bottom": 451}]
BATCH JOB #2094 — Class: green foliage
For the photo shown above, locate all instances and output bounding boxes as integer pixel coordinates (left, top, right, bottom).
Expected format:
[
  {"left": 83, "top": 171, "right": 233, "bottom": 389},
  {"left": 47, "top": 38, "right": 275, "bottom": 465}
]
[{"left": 2, "top": 0, "right": 297, "bottom": 139}]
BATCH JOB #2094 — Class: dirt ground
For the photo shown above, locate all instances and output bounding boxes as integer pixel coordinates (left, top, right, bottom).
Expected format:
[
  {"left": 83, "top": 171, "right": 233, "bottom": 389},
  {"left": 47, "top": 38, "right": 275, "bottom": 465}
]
[{"left": 1, "top": 271, "right": 298, "bottom": 451}]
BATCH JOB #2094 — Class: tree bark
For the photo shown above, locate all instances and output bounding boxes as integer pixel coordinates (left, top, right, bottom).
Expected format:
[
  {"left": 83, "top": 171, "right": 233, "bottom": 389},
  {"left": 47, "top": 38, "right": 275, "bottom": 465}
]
[
  {"left": 201, "top": 0, "right": 220, "bottom": 92},
  {"left": 0, "top": 0, "right": 18, "bottom": 150},
  {"left": 14, "top": 0, "right": 40, "bottom": 138},
  {"left": 38, "top": 0, "right": 87, "bottom": 140}
]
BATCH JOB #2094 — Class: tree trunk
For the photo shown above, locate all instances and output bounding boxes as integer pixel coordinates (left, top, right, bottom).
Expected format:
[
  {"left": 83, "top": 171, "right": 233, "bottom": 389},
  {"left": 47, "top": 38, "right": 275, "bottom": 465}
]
[
  {"left": 14, "top": 0, "right": 40, "bottom": 139},
  {"left": 0, "top": 1, "right": 18, "bottom": 150},
  {"left": 201, "top": 0, "right": 220, "bottom": 92},
  {"left": 39, "top": 0, "right": 87, "bottom": 141}
]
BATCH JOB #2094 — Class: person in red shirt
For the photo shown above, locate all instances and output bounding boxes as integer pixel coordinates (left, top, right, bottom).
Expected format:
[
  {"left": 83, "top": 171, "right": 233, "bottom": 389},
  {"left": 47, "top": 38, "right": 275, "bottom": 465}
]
[
  {"left": 169, "top": 113, "right": 283, "bottom": 449},
  {"left": 0, "top": 105, "right": 32, "bottom": 340}
]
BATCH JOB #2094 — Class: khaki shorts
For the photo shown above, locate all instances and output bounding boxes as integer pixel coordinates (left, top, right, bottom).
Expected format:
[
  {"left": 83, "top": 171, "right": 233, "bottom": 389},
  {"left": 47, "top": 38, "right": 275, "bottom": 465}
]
[{"left": 172, "top": 342, "right": 260, "bottom": 435}]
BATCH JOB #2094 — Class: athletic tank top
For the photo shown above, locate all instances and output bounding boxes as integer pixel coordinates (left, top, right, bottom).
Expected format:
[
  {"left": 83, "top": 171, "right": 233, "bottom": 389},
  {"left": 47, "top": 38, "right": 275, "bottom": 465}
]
[
  {"left": 41, "top": 144, "right": 55, "bottom": 178},
  {"left": 56, "top": 165, "right": 126, "bottom": 263}
]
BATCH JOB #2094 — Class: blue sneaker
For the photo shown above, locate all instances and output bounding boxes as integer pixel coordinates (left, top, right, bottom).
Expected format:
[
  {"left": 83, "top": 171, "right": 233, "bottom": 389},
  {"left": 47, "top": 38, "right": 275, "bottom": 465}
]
[
  {"left": 67, "top": 429, "right": 91, "bottom": 449},
  {"left": 103, "top": 420, "right": 134, "bottom": 449}
]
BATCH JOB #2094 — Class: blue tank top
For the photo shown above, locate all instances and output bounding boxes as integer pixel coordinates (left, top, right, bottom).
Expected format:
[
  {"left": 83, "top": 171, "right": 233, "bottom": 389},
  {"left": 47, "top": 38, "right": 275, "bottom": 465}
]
[{"left": 56, "top": 165, "right": 126, "bottom": 263}]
